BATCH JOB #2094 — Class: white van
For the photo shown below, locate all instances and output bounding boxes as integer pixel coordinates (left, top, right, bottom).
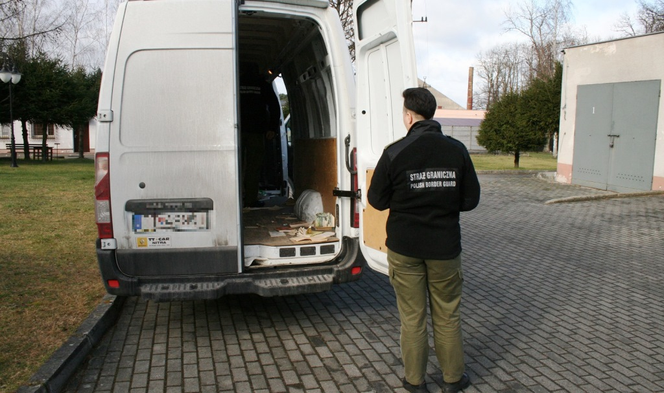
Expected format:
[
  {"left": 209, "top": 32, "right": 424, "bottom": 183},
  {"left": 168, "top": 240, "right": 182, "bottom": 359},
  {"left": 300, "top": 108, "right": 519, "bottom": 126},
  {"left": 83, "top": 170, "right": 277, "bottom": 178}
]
[{"left": 94, "top": 0, "right": 417, "bottom": 301}]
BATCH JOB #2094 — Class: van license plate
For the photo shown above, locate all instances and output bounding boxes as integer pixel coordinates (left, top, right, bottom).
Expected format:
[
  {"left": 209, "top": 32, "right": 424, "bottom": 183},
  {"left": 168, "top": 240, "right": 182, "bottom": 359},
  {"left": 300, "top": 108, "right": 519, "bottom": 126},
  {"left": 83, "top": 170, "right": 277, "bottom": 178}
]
[{"left": 132, "top": 212, "right": 208, "bottom": 232}]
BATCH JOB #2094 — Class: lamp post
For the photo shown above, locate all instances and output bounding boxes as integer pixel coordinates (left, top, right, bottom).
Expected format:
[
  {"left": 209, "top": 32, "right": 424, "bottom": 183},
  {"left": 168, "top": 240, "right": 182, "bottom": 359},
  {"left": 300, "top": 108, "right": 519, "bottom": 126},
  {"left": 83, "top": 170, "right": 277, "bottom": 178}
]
[{"left": 0, "top": 58, "right": 22, "bottom": 168}]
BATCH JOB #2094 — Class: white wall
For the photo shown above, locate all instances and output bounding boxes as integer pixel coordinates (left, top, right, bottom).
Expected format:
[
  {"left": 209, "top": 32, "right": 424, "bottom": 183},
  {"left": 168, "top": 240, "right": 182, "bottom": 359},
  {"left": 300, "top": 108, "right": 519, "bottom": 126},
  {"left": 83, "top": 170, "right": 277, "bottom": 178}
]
[
  {"left": 557, "top": 32, "right": 664, "bottom": 190},
  {"left": 2, "top": 119, "right": 97, "bottom": 155}
]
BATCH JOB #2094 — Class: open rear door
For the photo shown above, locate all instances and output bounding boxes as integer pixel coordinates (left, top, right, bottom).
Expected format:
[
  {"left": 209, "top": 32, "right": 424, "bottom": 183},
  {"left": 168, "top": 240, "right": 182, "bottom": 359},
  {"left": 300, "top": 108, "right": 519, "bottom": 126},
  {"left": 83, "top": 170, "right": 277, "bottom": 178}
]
[{"left": 354, "top": 0, "right": 417, "bottom": 275}]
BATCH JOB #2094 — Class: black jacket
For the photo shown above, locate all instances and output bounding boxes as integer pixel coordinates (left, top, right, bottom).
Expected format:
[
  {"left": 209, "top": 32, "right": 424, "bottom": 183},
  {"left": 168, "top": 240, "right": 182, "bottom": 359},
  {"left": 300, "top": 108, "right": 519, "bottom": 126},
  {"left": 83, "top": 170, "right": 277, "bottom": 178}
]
[
  {"left": 367, "top": 119, "right": 480, "bottom": 260},
  {"left": 239, "top": 73, "right": 280, "bottom": 134}
]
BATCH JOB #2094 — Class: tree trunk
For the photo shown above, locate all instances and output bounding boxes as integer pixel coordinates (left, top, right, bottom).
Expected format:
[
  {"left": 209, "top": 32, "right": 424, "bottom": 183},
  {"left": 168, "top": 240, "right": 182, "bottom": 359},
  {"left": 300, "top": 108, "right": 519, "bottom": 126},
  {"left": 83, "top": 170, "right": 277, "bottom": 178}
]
[
  {"left": 514, "top": 150, "right": 520, "bottom": 168},
  {"left": 21, "top": 119, "right": 30, "bottom": 160},
  {"left": 77, "top": 124, "right": 84, "bottom": 159},
  {"left": 41, "top": 122, "right": 48, "bottom": 162}
]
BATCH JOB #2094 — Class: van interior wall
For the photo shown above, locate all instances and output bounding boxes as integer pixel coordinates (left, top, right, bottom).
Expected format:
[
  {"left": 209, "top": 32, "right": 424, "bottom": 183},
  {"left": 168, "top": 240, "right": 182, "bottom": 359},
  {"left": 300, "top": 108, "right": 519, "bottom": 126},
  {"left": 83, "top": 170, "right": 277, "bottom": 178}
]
[
  {"left": 286, "top": 64, "right": 337, "bottom": 216},
  {"left": 292, "top": 138, "right": 337, "bottom": 214}
]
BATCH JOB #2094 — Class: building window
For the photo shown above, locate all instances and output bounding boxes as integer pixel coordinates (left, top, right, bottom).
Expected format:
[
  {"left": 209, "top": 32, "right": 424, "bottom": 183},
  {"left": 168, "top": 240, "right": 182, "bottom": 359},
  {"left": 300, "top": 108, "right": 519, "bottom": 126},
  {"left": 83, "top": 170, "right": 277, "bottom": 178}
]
[
  {"left": 32, "top": 123, "right": 55, "bottom": 139},
  {"left": 1, "top": 124, "right": 10, "bottom": 139}
]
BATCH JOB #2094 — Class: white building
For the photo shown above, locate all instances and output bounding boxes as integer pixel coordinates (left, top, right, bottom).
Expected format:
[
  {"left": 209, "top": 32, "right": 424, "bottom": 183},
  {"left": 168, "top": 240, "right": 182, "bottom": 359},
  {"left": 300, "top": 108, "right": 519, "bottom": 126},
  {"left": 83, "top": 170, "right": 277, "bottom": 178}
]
[
  {"left": 557, "top": 32, "right": 664, "bottom": 192},
  {"left": 1, "top": 120, "right": 96, "bottom": 158},
  {"left": 420, "top": 79, "right": 487, "bottom": 153},
  {"left": 434, "top": 109, "right": 486, "bottom": 153}
]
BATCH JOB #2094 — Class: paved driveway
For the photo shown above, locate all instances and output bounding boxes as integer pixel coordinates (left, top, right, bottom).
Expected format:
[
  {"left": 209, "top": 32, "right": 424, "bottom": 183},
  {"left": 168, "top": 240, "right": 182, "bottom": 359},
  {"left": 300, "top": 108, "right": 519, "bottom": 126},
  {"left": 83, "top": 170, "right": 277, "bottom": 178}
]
[{"left": 64, "top": 173, "right": 664, "bottom": 393}]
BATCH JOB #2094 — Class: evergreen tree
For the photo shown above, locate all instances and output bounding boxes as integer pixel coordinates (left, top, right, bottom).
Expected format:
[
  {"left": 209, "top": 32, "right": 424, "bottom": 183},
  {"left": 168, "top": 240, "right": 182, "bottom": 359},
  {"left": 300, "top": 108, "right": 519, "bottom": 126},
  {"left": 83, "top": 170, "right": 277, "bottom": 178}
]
[
  {"left": 64, "top": 67, "right": 101, "bottom": 158},
  {"left": 14, "top": 54, "right": 70, "bottom": 161},
  {"left": 521, "top": 62, "right": 563, "bottom": 152},
  {"left": 477, "top": 62, "right": 562, "bottom": 168}
]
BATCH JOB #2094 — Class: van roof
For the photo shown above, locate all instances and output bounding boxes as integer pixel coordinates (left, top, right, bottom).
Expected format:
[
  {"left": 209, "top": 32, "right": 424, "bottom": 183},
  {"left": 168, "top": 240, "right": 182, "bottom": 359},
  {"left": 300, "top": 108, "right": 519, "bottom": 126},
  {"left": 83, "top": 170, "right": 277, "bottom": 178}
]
[
  {"left": 258, "top": 0, "right": 328, "bottom": 8},
  {"left": 128, "top": 0, "right": 328, "bottom": 7}
]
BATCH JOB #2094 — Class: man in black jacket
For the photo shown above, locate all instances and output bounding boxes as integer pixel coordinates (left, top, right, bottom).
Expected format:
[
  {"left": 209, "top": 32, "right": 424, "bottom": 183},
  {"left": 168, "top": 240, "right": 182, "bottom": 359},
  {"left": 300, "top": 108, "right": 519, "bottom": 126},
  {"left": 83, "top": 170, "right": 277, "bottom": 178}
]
[{"left": 368, "top": 87, "right": 480, "bottom": 393}]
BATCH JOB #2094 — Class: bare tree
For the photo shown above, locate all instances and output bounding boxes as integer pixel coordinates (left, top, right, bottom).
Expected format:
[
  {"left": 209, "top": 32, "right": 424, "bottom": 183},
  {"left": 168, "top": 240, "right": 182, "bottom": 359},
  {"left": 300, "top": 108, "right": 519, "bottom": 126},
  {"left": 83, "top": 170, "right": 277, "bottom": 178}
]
[
  {"left": 93, "top": 0, "right": 121, "bottom": 67},
  {"left": 475, "top": 43, "right": 530, "bottom": 109},
  {"left": 0, "top": 0, "right": 65, "bottom": 57},
  {"left": 504, "top": 0, "right": 572, "bottom": 80},
  {"left": 43, "top": 0, "right": 120, "bottom": 71},
  {"left": 1, "top": 0, "right": 120, "bottom": 71},
  {"left": 329, "top": 0, "right": 354, "bottom": 61},
  {"left": 474, "top": 0, "right": 586, "bottom": 110},
  {"left": 59, "top": 0, "right": 96, "bottom": 69},
  {"left": 616, "top": 12, "right": 640, "bottom": 36},
  {"left": 616, "top": 0, "right": 664, "bottom": 36},
  {"left": 0, "top": 0, "right": 23, "bottom": 40},
  {"left": 639, "top": 0, "right": 664, "bottom": 32}
]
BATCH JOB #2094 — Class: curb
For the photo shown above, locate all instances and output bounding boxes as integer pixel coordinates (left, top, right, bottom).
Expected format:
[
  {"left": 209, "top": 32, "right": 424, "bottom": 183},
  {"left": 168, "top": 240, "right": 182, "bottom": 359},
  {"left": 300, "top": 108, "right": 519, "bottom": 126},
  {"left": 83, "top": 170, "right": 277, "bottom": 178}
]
[
  {"left": 480, "top": 171, "right": 664, "bottom": 204},
  {"left": 475, "top": 169, "right": 547, "bottom": 175},
  {"left": 545, "top": 190, "right": 664, "bottom": 204},
  {"left": 17, "top": 294, "right": 126, "bottom": 393}
]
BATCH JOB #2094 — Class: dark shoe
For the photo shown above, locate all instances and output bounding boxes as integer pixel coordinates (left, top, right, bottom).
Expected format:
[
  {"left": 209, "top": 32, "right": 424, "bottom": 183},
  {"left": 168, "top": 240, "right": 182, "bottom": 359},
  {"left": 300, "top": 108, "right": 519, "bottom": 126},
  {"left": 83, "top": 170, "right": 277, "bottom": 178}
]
[
  {"left": 402, "top": 378, "right": 429, "bottom": 393},
  {"left": 442, "top": 373, "right": 470, "bottom": 393}
]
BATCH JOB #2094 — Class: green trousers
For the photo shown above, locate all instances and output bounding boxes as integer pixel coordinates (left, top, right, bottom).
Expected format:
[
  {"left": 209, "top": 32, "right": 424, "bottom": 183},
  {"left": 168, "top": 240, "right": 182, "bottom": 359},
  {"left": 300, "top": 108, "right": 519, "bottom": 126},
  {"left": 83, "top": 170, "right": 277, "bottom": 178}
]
[{"left": 387, "top": 248, "right": 465, "bottom": 385}]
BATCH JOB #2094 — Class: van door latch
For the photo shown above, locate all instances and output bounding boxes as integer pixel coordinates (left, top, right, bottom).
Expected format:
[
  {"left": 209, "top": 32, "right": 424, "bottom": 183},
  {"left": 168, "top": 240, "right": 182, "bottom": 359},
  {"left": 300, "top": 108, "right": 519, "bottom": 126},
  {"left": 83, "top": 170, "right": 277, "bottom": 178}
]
[{"left": 333, "top": 188, "right": 361, "bottom": 199}]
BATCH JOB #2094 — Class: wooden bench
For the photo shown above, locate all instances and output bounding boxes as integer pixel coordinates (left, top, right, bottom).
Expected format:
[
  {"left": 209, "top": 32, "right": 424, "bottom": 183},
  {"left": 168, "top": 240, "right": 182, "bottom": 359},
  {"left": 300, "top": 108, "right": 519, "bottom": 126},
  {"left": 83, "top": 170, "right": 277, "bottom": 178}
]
[{"left": 5, "top": 143, "right": 54, "bottom": 161}]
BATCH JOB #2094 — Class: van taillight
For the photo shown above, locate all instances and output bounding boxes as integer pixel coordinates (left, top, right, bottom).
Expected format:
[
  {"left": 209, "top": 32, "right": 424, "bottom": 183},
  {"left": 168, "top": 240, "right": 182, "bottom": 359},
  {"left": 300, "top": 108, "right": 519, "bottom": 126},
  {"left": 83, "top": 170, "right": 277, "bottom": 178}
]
[
  {"left": 95, "top": 153, "right": 113, "bottom": 238},
  {"left": 351, "top": 148, "right": 360, "bottom": 228}
]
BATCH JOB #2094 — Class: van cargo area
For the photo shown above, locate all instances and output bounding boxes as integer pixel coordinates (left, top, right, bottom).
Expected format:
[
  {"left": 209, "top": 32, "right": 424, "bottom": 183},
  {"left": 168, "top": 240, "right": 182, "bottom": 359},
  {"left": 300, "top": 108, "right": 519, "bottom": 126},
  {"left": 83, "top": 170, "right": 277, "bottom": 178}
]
[
  {"left": 93, "top": 0, "right": 420, "bottom": 299},
  {"left": 238, "top": 10, "right": 343, "bottom": 268}
]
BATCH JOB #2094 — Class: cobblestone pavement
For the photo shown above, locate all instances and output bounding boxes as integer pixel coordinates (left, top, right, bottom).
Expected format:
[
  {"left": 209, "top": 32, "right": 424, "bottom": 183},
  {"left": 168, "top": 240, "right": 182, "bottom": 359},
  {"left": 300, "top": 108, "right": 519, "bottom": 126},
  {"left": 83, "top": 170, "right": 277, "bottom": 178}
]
[{"left": 64, "top": 173, "right": 664, "bottom": 393}]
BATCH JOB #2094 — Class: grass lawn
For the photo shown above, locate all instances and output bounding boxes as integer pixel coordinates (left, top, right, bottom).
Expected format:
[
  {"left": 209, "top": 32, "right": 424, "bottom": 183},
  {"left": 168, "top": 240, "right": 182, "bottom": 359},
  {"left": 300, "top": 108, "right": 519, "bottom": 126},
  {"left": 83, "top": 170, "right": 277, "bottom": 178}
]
[
  {"left": 471, "top": 151, "right": 558, "bottom": 171},
  {"left": 0, "top": 158, "right": 105, "bottom": 392}
]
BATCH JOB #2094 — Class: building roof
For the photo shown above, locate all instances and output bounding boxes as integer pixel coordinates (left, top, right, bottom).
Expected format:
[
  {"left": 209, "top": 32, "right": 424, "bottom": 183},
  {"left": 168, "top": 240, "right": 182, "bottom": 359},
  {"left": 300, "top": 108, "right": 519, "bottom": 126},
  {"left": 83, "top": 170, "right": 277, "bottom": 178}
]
[
  {"left": 434, "top": 117, "right": 483, "bottom": 127},
  {"left": 565, "top": 30, "right": 664, "bottom": 51},
  {"left": 418, "top": 78, "right": 465, "bottom": 110}
]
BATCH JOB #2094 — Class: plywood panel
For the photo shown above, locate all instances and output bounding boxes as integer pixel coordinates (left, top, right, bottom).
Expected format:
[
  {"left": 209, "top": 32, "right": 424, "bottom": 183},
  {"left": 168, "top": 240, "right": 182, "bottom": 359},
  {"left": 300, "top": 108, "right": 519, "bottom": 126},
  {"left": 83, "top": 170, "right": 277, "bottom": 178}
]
[
  {"left": 363, "top": 169, "right": 388, "bottom": 252},
  {"left": 292, "top": 138, "right": 337, "bottom": 214}
]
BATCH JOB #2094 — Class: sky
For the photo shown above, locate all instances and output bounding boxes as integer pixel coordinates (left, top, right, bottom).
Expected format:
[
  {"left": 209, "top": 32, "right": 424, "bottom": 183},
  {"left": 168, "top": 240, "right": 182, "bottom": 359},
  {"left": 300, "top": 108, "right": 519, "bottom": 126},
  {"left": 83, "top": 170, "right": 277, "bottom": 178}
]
[{"left": 411, "top": 0, "right": 643, "bottom": 108}]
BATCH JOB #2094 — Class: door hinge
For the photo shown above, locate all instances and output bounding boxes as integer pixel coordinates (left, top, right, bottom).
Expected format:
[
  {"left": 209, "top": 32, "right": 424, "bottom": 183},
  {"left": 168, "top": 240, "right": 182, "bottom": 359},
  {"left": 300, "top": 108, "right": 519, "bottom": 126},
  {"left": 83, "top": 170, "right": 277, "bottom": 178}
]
[
  {"left": 98, "top": 110, "right": 113, "bottom": 122},
  {"left": 333, "top": 188, "right": 361, "bottom": 199}
]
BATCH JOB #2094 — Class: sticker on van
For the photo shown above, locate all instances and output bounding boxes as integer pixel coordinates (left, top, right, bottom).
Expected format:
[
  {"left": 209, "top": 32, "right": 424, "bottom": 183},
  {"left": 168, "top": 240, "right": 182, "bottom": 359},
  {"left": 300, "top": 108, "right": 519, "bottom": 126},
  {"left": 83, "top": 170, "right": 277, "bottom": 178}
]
[{"left": 137, "top": 236, "right": 172, "bottom": 248}]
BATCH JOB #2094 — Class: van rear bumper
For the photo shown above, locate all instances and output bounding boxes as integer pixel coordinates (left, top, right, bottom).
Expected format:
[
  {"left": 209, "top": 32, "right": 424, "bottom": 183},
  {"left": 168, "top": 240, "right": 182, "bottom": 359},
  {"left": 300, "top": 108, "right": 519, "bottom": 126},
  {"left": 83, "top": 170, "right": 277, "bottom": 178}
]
[{"left": 96, "top": 236, "right": 366, "bottom": 301}]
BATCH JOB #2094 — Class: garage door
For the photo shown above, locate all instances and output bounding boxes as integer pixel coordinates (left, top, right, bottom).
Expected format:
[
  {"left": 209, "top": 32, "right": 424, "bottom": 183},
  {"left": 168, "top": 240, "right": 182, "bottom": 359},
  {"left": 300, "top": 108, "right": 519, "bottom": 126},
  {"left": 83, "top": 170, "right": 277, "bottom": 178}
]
[{"left": 572, "top": 80, "right": 660, "bottom": 192}]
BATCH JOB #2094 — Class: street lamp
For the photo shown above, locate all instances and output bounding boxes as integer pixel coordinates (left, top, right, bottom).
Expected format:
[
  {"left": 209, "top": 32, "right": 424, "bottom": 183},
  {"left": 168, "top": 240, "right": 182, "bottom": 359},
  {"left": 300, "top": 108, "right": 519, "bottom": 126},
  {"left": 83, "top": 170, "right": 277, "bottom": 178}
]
[{"left": 0, "top": 60, "right": 22, "bottom": 167}]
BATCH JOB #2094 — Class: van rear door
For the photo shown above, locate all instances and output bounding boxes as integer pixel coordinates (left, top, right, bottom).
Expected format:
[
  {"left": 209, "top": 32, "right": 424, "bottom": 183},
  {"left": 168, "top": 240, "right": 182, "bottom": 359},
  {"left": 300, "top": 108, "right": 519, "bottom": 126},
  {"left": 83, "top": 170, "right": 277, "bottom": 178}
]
[
  {"left": 353, "top": 0, "right": 417, "bottom": 275},
  {"left": 106, "top": 0, "right": 243, "bottom": 276}
]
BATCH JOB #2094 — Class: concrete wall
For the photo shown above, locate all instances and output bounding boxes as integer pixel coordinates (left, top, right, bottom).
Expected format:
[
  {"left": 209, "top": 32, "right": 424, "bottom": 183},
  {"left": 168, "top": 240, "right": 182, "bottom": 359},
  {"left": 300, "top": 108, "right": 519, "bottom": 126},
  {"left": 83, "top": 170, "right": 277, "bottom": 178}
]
[
  {"left": 557, "top": 32, "right": 664, "bottom": 190},
  {"left": 435, "top": 109, "right": 486, "bottom": 153}
]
